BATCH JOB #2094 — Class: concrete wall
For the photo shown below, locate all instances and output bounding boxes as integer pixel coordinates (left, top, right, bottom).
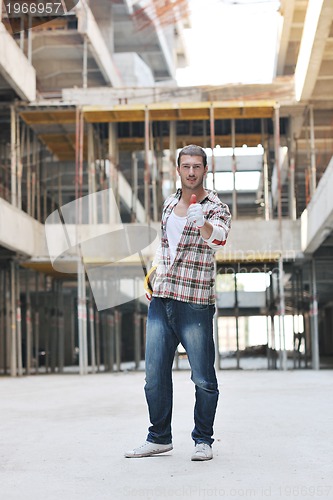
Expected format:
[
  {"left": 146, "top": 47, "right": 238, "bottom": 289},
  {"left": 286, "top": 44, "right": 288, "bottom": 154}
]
[{"left": 301, "top": 156, "right": 333, "bottom": 253}]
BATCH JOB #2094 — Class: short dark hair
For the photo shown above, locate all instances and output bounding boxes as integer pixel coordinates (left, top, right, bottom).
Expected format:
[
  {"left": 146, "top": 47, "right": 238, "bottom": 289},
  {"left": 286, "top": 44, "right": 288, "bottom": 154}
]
[{"left": 177, "top": 144, "right": 207, "bottom": 167}]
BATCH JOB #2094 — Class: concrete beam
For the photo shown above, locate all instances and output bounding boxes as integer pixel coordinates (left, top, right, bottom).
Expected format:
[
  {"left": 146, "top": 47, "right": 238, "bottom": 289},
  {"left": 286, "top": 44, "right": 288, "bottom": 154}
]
[
  {"left": 0, "top": 23, "right": 36, "bottom": 101},
  {"left": 301, "top": 156, "right": 333, "bottom": 254},
  {"left": 0, "top": 198, "right": 44, "bottom": 256},
  {"left": 219, "top": 219, "right": 302, "bottom": 262},
  {"left": 277, "top": 0, "right": 296, "bottom": 75},
  {"left": 294, "top": 0, "right": 333, "bottom": 101},
  {"left": 75, "top": 1, "right": 123, "bottom": 87}
]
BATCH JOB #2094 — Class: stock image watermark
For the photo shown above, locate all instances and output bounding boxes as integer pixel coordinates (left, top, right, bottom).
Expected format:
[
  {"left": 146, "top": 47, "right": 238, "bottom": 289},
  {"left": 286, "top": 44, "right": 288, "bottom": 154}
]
[
  {"left": 45, "top": 188, "right": 159, "bottom": 310},
  {"left": 4, "top": 0, "right": 79, "bottom": 33},
  {"left": 124, "top": 484, "right": 332, "bottom": 498}
]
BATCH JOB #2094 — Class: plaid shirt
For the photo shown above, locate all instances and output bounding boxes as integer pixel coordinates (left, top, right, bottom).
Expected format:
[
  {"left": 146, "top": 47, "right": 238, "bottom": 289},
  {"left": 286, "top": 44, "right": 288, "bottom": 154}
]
[{"left": 152, "top": 189, "right": 231, "bottom": 305}]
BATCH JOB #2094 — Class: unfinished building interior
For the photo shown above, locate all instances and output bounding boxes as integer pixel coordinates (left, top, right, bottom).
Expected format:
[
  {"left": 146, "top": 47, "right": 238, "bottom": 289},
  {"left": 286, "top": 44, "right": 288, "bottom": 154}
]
[{"left": 0, "top": 0, "right": 333, "bottom": 376}]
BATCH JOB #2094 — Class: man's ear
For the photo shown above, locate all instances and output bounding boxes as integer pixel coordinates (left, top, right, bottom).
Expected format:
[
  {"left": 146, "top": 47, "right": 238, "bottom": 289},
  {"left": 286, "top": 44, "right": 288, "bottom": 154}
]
[{"left": 176, "top": 165, "right": 180, "bottom": 176}]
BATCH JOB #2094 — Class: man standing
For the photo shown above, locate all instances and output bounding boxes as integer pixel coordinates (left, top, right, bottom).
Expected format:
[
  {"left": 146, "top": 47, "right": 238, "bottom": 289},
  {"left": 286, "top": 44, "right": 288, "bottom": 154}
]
[{"left": 125, "top": 145, "right": 231, "bottom": 461}]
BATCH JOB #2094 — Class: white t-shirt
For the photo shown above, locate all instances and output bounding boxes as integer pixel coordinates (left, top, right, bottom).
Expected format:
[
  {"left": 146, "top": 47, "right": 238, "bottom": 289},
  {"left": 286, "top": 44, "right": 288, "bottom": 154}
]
[{"left": 166, "top": 210, "right": 187, "bottom": 263}]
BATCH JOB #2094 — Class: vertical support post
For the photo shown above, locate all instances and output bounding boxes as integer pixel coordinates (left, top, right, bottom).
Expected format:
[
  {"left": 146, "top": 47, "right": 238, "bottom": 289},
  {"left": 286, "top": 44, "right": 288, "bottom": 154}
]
[
  {"left": 10, "top": 106, "right": 17, "bottom": 207},
  {"left": 274, "top": 105, "right": 282, "bottom": 221},
  {"left": 15, "top": 263, "right": 23, "bottom": 376},
  {"left": 87, "top": 123, "right": 97, "bottom": 223},
  {"left": 310, "top": 259, "right": 320, "bottom": 370},
  {"left": 89, "top": 294, "right": 97, "bottom": 374},
  {"left": 234, "top": 270, "right": 240, "bottom": 369},
  {"left": 95, "top": 311, "right": 101, "bottom": 372},
  {"left": 134, "top": 310, "right": 141, "bottom": 370},
  {"left": 231, "top": 118, "right": 237, "bottom": 219},
  {"left": 25, "top": 270, "right": 32, "bottom": 375},
  {"left": 10, "top": 261, "right": 17, "bottom": 376},
  {"left": 34, "top": 272, "right": 40, "bottom": 373},
  {"left": 210, "top": 104, "right": 216, "bottom": 191},
  {"left": 144, "top": 107, "right": 151, "bottom": 223},
  {"left": 115, "top": 309, "right": 121, "bottom": 371},
  {"left": 27, "top": 15, "right": 32, "bottom": 62},
  {"left": 288, "top": 117, "right": 297, "bottom": 220},
  {"left": 77, "top": 259, "right": 88, "bottom": 375},
  {"left": 278, "top": 256, "right": 287, "bottom": 370},
  {"left": 309, "top": 105, "right": 317, "bottom": 197},
  {"left": 131, "top": 152, "right": 138, "bottom": 221},
  {"left": 58, "top": 282, "right": 64, "bottom": 374},
  {"left": 107, "top": 313, "right": 114, "bottom": 372},
  {"left": 169, "top": 121, "right": 177, "bottom": 193},
  {"left": 108, "top": 122, "right": 119, "bottom": 224},
  {"left": 83, "top": 36, "right": 88, "bottom": 89},
  {"left": 261, "top": 119, "right": 270, "bottom": 220},
  {"left": 213, "top": 262, "right": 220, "bottom": 370}
]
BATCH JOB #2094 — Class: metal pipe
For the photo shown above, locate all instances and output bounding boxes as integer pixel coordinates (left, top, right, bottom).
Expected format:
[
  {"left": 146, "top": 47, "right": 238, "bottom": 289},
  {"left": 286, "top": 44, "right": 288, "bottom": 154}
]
[
  {"left": 115, "top": 310, "right": 121, "bottom": 372},
  {"left": 34, "top": 272, "right": 40, "bottom": 374},
  {"left": 15, "top": 264, "right": 23, "bottom": 376}
]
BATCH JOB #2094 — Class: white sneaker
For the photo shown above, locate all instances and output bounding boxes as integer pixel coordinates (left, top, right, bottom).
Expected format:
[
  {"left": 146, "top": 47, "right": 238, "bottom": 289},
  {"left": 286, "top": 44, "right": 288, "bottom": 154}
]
[
  {"left": 191, "top": 443, "right": 213, "bottom": 461},
  {"left": 125, "top": 441, "right": 173, "bottom": 458}
]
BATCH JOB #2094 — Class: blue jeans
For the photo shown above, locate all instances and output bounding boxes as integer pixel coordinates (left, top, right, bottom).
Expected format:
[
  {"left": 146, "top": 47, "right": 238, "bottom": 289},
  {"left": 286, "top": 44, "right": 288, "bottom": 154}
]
[{"left": 144, "top": 297, "right": 219, "bottom": 446}]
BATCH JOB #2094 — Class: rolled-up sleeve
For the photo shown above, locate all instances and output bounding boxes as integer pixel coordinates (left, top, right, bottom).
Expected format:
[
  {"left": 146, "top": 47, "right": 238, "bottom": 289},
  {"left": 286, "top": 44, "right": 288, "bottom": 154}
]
[{"left": 203, "top": 202, "right": 231, "bottom": 251}]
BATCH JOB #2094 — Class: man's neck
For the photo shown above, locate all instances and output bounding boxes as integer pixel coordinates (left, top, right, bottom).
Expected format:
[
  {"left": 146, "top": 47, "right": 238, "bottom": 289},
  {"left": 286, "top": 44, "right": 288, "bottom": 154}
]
[{"left": 181, "top": 187, "right": 208, "bottom": 204}]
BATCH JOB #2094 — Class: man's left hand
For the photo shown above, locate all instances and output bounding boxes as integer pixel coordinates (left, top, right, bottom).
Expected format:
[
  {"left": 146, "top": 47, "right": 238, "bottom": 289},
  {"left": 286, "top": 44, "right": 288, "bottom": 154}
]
[{"left": 187, "top": 203, "right": 205, "bottom": 228}]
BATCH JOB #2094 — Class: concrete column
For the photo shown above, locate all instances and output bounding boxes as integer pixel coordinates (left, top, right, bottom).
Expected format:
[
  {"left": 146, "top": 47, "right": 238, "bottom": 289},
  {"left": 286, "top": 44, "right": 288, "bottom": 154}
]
[{"left": 310, "top": 259, "right": 320, "bottom": 370}]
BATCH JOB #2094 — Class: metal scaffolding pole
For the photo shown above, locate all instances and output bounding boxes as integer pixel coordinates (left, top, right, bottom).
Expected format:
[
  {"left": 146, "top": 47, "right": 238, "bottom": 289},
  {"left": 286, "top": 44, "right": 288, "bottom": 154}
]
[
  {"left": 25, "top": 270, "right": 32, "bottom": 375},
  {"left": 10, "top": 262, "right": 17, "bottom": 376},
  {"left": 274, "top": 105, "right": 287, "bottom": 370},
  {"left": 115, "top": 309, "right": 121, "bottom": 372},
  {"left": 10, "top": 106, "right": 17, "bottom": 208},
  {"left": 169, "top": 121, "right": 177, "bottom": 193},
  {"left": 310, "top": 259, "right": 320, "bottom": 370},
  {"left": 87, "top": 123, "right": 97, "bottom": 223},
  {"left": 89, "top": 293, "right": 97, "bottom": 374},
  {"left": 234, "top": 270, "right": 240, "bottom": 369},
  {"left": 309, "top": 105, "right": 317, "bottom": 197},
  {"left": 261, "top": 119, "right": 270, "bottom": 220},
  {"left": 134, "top": 310, "right": 141, "bottom": 370},
  {"left": 144, "top": 107, "right": 151, "bottom": 222},
  {"left": 231, "top": 119, "right": 237, "bottom": 219},
  {"left": 57, "top": 282, "right": 65, "bottom": 374},
  {"left": 15, "top": 264, "right": 23, "bottom": 376},
  {"left": 210, "top": 104, "right": 216, "bottom": 191},
  {"left": 131, "top": 152, "right": 138, "bottom": 221},
  {"left": 83, "top": 36, "right": 88, "bottom": 89},
  {"left": 108, "top": 122, "right": 119, "bottom": 224},
  {"left": 34, "top": 272, "right": 40, "bottom": 374},
  {"left": 288, "top": 117, "right": 297, "bottom": 220},
  {"left": 77, "top": 258, "right": 88, "bottom": 375}
]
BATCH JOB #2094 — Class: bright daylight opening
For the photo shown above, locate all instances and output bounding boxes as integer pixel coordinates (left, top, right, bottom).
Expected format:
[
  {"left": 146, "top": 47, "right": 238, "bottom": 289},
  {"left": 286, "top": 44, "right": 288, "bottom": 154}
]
[{"left": 176, "top": 0, "right": 281, "bottom": 86}]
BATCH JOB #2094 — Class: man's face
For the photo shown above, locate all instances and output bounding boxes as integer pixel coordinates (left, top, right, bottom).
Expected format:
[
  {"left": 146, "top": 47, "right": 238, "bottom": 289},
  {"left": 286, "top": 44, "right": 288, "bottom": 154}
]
[{"left": 177, "top": 155, "right": 208, "bottom": 190}]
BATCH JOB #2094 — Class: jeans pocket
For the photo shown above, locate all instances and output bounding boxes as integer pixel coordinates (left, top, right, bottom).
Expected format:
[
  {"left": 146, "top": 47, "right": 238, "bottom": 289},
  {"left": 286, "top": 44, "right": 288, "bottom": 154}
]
[{"left": 188, "top": 302, "right": 209, "bottom": 310}]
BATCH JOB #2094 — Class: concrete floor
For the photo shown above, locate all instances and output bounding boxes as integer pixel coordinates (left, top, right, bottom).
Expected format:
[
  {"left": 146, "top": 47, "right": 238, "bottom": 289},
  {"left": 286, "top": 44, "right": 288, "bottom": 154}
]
[{"left": 0, "top": 370, "right": 332, "bottom": 500}]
